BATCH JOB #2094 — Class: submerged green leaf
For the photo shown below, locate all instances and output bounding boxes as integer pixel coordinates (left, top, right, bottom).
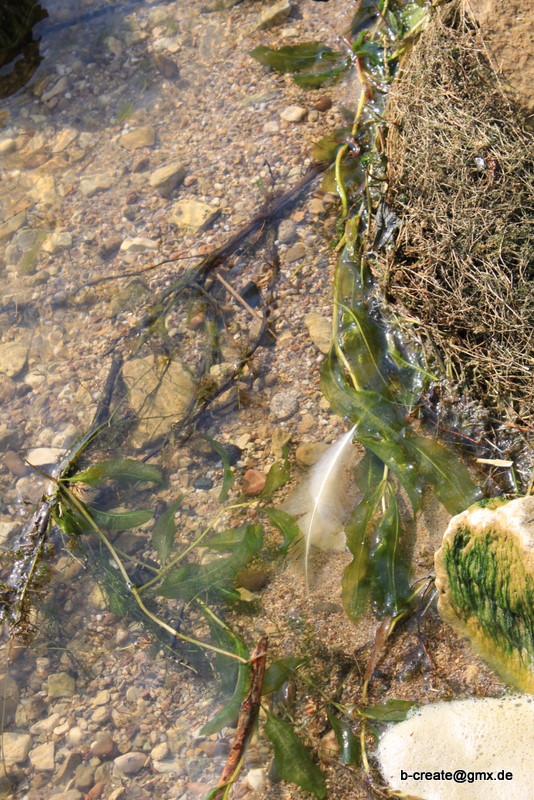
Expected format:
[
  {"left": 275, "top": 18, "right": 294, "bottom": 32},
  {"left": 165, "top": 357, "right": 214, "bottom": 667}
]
[
  {"left": 358, "top": 437, "right": 423, "bottom": 512},
  {"left": 327, "top": 708, "right": 361, "bottom": 765},
  {"left": 259, "top": 456, "right": 291, "bottom": 499},
  {"left": 360, "top": 699, "right": 419, "bottom": 722},
  {"left": 368, "top": 484, "right": 411, "bottom": 617},
  {"left": 199, "top": 434, "right": 235, "bottom": 502},
  {"left": 68, "top": 459, "right": 163, "bottom": 486},
  {"left": 201, "top": 632, "right": 250, "bottom": 735},
  {"left": 342, "top": 481, "right": 384, "bottom": 619},
  {"left": 403, "top": 434, "right": 482, "bottom": 514},
  {"left": 265, "top": 711, "right": 327, "bottom": 799},
  {"left": 262, "top": 657, "right": 303, "bottom": 696},
  {"left": 89, "top": 507, "right": 153, "bottom": 531},
  {"left": 250, "top": 43, "right": 347, "bottom": 88},
  {"left": 264, "top": 508, "right": 300, "bottom": 553},
  {"left": 152, "top": 497, "right": 183, "bottom": 565},
  {"left": 155, "top": 524, "right": 264, "bottom": 601}
]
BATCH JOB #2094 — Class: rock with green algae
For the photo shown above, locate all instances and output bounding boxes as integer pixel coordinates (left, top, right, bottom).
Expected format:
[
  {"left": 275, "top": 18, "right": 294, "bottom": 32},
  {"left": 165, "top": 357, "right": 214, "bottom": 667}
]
[{"left": 435, "top": 495, "right": 534, "bottom": 692}]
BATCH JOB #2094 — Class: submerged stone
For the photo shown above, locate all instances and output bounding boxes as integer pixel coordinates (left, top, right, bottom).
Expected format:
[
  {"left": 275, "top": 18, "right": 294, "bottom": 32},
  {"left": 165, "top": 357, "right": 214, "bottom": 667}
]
[
  {"left": 170, "top": 199, "right": 218, "bottom": 232},
  {"left": 377, "top": 695, "right": 534, "bottom": 800},
  {"left": 122, "top": 354, "right": 196, "bottom": 449},
  {"left": 435, "top": 496, "right": 534, "bottom": 692}
]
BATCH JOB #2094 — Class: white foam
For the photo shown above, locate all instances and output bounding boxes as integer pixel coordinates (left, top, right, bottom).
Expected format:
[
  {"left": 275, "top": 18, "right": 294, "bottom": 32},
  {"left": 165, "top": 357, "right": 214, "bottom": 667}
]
[{"left": 376, "top": 695, "right": 534, "bottom": 800}]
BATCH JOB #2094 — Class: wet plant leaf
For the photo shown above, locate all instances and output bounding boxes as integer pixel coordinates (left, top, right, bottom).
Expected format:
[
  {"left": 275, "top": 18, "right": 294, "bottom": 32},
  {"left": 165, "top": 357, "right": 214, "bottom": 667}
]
[
  {"left": 327, "top": 708, "right": 361, "bottom": 765},
  {"left": 265, "top": 711, "right": 327, "bottom": 799},
  {"left": 155, "top": 524, "right": 264, "bottom": 601},
  {"left": 262, "top": 657, "right": 303, "bottom": 696},
  {"left": 368, "top": 484, "right": 411, "bottom": 617},
  {"left": 264, "top": 508, "right": 300, "bottom": 553},
  {"left": 89, "top": 507, "right": 154, "bottom": 531},
  {"left": 321, "top": 157, "right": 365, "bottom": 197},
  {"left": 342, "top": 482, "right": 384, "bottom": 619},
  {"left": 208, "top": 524, "right": 252, "bottom": 551},
  {"left": 360, "top": 699, "right": 419, "bottom": 722},
  {"left": 313, "top": 127, "right": 352, "bottom": 164},
  {"left": 403, "top": 434, "right": 482, "bottom": 514},
  {"left": 259, "top": 455, "right": 291, "bottom": 499},
  {"left": 67, "top": 459, "right": 163, "bottom": 486},
  {"left": 352, "top": 450, "right": 384, "bottom": 493},
  {"left": 357, "top": 437, "right": 423, "bottom": 512},
  {"left": 200, "top": 434, "right": 235, "bottom": 502},
  {"left": 152, "top": 497, "right": 183, "bottom": 565},
  {"left": 202, "top": 609, "right": 248, "bottom": 694},
  {"left": 352, "top": 31, "right": 385, "bottom": 70},
  {"left": 250, "top": 43, "right": 347, "bottom": 88},
  {"left": 200, "top": 633, "right": 250, "bottom": 735}
]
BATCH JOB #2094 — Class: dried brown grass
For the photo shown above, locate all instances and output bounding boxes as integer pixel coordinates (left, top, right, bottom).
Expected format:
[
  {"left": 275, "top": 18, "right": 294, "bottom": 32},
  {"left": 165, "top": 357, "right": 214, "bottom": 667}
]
[{"left": 381, "top": 0, "right": 534, "bottom": 426}]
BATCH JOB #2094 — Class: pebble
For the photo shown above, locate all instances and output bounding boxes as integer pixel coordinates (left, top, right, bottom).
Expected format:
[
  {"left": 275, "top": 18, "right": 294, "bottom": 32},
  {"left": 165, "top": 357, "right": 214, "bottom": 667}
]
[
  {"left": 304, "top": 312, "right": 332, "bottom": 354},
  {"left": 295, "top": 441, "right": 329, "bottom": 467},
  {"left": 49, "top": 791, "right": 82, "bottom": 800},
  {"left": 120, "top": 237, "right": 159, "bottom": 253},
  {"left": 47, "top": 672, "right": 76, "bottom": 698},
  {"left": 29, "top": 741, "right": 55, "bottom": 771},
  {"left": 235, "top": 568, "right": 269, "bottom": 591},
  {"left": 119, "top": 126, "right": 156, "bottom": 150},
  {"left": 0, "top": 341, "right": 28, "bottom": 377},
  {"left": 26, "top": 447, "right": 65, "bottom": 466},
  {"left": 170, "top": 199, "right": 218, "bottom": 232},
  {"left": 42, "top": 231, "right": 72, "bottom": 254},
  {"left": 0, "top": 732, "right": 33, "bottom": 765},
  {"left": 149, "top": 160, "right": 186, "bottom": 197},
  {"left": 242, "top": 469, "right": 267, "bottom": 495},
  {"left": 105, "top": 36, "right": 123, "bottom": 56},
  {"left": 270, "top": 390, "right": 299, "bottom": 421},
  {"left": 91, "top": 735, "right": 118, "bottom": 760},
  {"left": 245, "top": 767, "right": 267, "bottom": 792},
  {"left": 150, "top": 741, "right": 169, "bottom": 761},
  {"left": 0, "top": 520, "right": 19, "bottom": 547},
  {"left": 263, "top": 120, "right": 280, "bottom": 134},
  {"left": 0, "top": 138, "right": 16, "bottom": 154},
  {"left": 74, "top": 763, "right": 95, "bottom": 789},
  {"left": 4, "top": 450, "right": 28, "bottom": 477},
  {"left": 256, "top": 0, "right": 292, "bottom": 30},
  {"left": 277, "top": 219, "right": 297, "bottom": 244},
  {"left": 79, "top": 174, "right": 113, "bottom": 197},
  {"left": 314, "top": 96, "right": 333, "bottom": 112},
  {"left": 284, "top": 242, "right": 306, "bottom": 262},
  {"left": 91, "top": 706, "right": 111, "bottom": 724},
  {"left": 54, "top": 750, "right": 82, "bottom": 782},
  {"left": 280, "top": 105, "right": 307, "bottom": 123},
  {"left": 113, "top": 751, "right": 148, "bottom": 775},
  {"left": 0, "top": 674, "right": 19, "bottom": 725}
]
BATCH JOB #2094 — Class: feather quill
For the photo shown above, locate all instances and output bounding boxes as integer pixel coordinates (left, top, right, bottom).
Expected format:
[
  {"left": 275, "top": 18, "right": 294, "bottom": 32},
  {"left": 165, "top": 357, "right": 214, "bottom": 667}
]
[{"left": 281, "top": 424, "right": 358, "bottom": 586}]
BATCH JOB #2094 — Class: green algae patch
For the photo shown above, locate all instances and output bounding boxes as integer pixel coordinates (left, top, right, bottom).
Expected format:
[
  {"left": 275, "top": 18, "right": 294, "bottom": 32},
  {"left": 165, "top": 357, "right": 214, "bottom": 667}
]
[{"left": 435, "top": 496, "right": 534, "bottom": 692}]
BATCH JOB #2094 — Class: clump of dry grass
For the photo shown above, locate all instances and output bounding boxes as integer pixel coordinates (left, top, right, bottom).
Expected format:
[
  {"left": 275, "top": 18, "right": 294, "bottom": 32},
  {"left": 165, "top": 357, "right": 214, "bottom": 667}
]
[{"left": 382, "top": 0, "right": 534, "bottom": 428}]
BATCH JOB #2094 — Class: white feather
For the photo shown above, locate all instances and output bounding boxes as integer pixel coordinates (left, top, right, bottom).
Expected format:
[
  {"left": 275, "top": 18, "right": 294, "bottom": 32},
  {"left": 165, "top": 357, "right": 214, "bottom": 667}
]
[{"left": 281, "top": 424, "right": 358, "bottom": 585}]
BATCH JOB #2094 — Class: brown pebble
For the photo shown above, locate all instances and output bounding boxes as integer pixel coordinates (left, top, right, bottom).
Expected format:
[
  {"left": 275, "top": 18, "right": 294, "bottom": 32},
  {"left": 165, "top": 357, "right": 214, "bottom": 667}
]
[
  {"left": 314, "top": 96, "right": 333, "bottom": 112},
  {"left": 85, "top": 780, "right": 106, "bottom": 800},
  {"left": 125, "top": 191, "right": 138, "bottom": 205},
  {"left": 235, "top": 569, "right": 269, "bottom": 592},
  {"left": 91, "top": 735, "right": 118, "bottom": 760},
  {"left": 132, "top": 157, "right": 150, "bottom": 173},
  {"left": 4, "top": 450, "right": 27, "bottom": 477},
  {"left": 98, "top": 238, "right": 122, "bottom": 258},
  {"left": 242, "top": 469, "right": 266, "bottom": 496},
  {"left": 154, "top": 54, "right": 180, "bottom": 80}
]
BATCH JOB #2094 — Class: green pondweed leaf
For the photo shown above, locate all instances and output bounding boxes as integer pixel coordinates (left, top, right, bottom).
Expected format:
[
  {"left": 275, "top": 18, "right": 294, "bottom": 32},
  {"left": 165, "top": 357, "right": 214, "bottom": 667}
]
[
  {"left": 202, "top": 608, "right": 248, "bottom": 694},
  {"left": 360, "top": 699, "right": 419, "bottom": 722},
  {"left": 262, "top": 657, "right": 303, "bottom": 696},
  {"left": 353, "top": 450, "right": 384, "bottom": 493},
  {"left": 67, "top": 459, "right": 163, "bottom": 486},
  {"left": 368, "top": 484, "right": 411, "bottom": 617},
  {"left": 337, "top": 303, "right": 391, "bottom": 393},
  {"left": 403, "top": 434, "right": 482, "bottom": 514},
  {"left": 342, "top": 481, "right": 385, "bottom": 619},
  {"left": 155, "top": 524, "right": 264, "bottom": 601},
  {"left": 263, "top": 508, "right": 300, "bottom": 553},
  {"left": 265, "top": 711, "right": 327, "bottom": 800},
  {"left": 313, "top": 127, "right": 352, "bottom": 164},
  {"left": 352, "top": 31, "right": 385, "bottom": 70},
  {"left": 199, "top": 434, "right": 235, "bottom": 502},
  {"left": 152, "top": 497, "right": 183, "bottom": 565},
  {"left": 89, "top": 507, "right": 153, "bottom": 531},
  {"left": 208, "top": 524, "right": 253, "bottom": 551},
  {"left": 200, "top": 632, "right": 250, "bottom": 735},
  {"left": 321, "top": 157, "right": 365, "bottom": 198},
  {"left": 259, "top": 455, "right": 291, "bottom": 499},
  {"left": 327, "top": 708, "right": 361, "bottom": 765},
  {"left": 357, "top": 437, "right": 423, "bottom": 512},
  {"left": 250, "top": 43, "right": 348, "bottom": 88}
]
